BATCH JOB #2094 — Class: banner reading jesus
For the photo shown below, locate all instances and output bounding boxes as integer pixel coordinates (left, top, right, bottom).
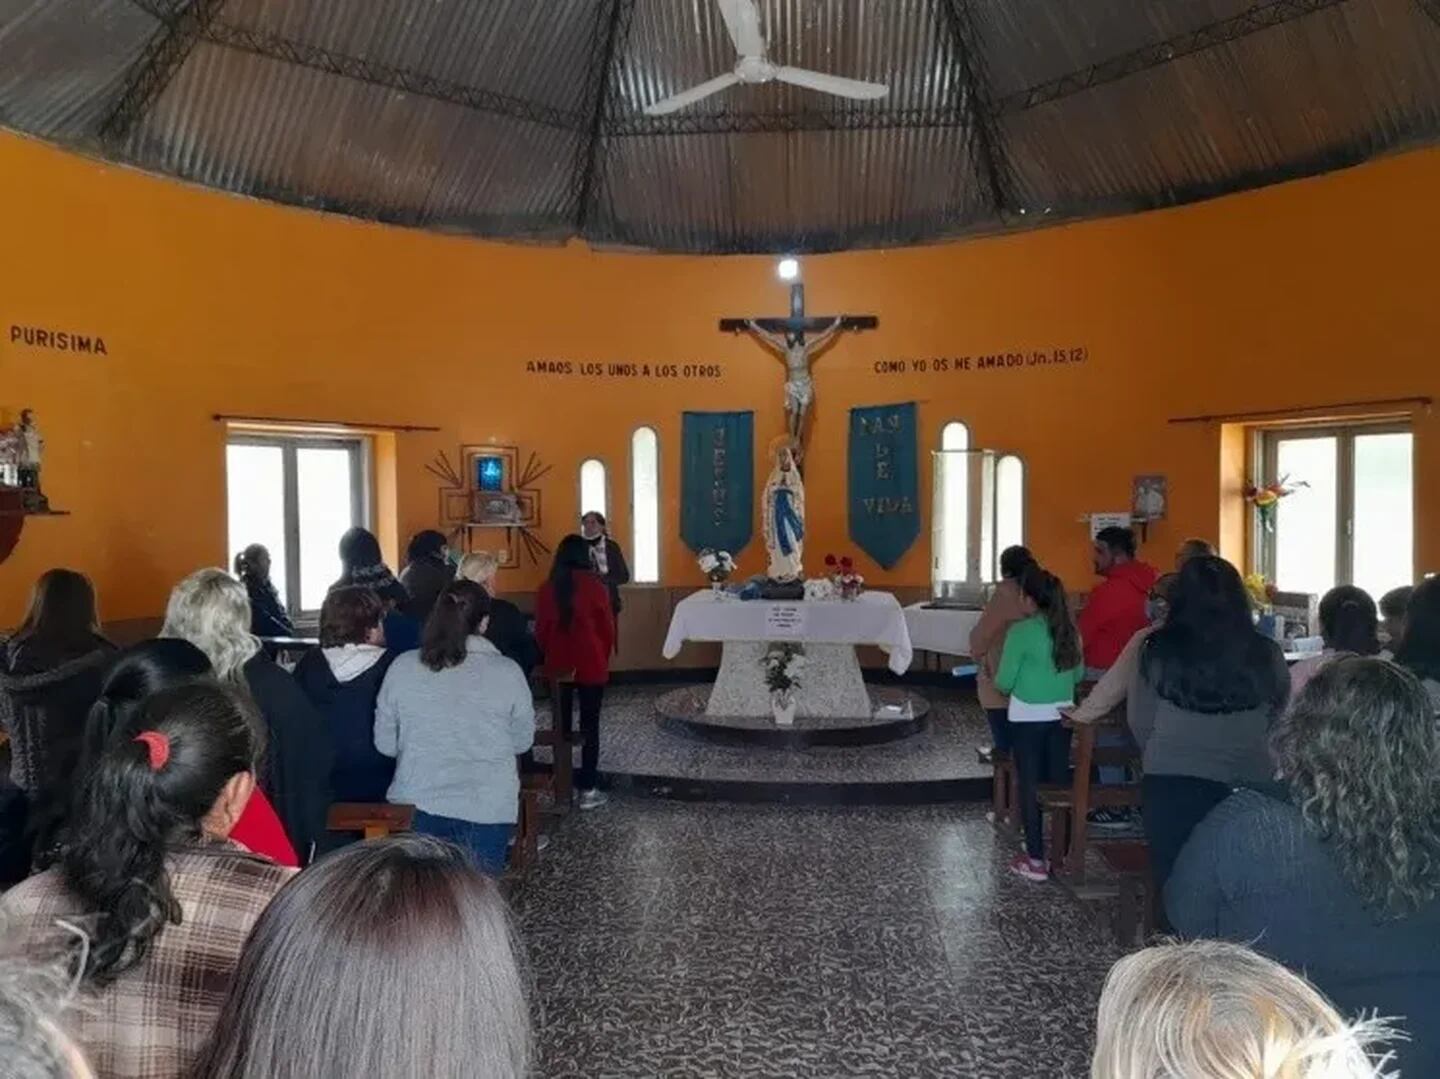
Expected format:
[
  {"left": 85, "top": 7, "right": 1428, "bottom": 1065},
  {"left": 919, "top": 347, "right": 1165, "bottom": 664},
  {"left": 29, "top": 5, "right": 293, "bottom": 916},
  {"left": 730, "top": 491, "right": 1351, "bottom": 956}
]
[{"left": 848, "top": 402, "right": 920, "bottom": 569}]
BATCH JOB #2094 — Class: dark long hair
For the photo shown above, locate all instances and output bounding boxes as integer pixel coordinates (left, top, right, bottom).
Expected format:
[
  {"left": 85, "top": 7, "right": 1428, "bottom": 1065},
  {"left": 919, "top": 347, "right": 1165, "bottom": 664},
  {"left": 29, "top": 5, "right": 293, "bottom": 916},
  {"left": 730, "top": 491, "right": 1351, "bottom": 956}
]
[
  {"left": 999, "top": 545, "right": 1035, "bottom": 581},
  {"left": 1317, "top": 585, "right": 1380, "bottom": 656},
  {"left": 12, "top": 569, "right": 102, "bottom": 656},
  {"left": 337, "top": 527, "right": 384, "bottom": 576},
  {"left": 1020, "top": 566, "right": 1082, "bottom": 672},
  {"left": 61, "top": 683, "right": 261, "bottom": 983},
  {"left": 420, "top": 581, "right": 491, "bottom": 672},
  {"left": 191, "top": 835, "right": 531, "bottom": 1079},
  {"left": 75, "top": 639, "right": 215, "bottom": 802},
  {"left": 405, "top": 530, "right": 448, "bottom": 566},
  {"left": 1394, "top": 577, "right": 1440, "bottom": 682},
  {"left": 1273, "top": 657, "right": 1440, "bottom": 916},
  {"left": 1141, "top": 556, "right": 1288, "bottom": 715},
  {"left": 550, "top": 534, "right": 595, "bottom": 630}
]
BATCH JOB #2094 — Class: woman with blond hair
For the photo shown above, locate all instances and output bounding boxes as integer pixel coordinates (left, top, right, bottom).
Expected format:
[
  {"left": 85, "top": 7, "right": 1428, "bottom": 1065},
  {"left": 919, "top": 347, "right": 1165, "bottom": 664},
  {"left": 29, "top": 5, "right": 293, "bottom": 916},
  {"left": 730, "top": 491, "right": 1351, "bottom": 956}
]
[
  {"left": 162, "top": 568, "right": 331, "bottom": 862},
  {"left": 457, "top": 551, "right": 539, "bottom": 675},
  {"left": 1093, "top": 940, "right": 1393, "bottom": 1078}
]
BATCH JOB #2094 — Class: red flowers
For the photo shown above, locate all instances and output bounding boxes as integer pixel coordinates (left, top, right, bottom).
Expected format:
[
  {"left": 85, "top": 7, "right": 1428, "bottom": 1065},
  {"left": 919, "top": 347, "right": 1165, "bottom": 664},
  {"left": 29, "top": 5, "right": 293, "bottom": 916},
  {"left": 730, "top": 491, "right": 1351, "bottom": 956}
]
[{"left": 824, "top": 554, "right": 854, "bottom": 571}]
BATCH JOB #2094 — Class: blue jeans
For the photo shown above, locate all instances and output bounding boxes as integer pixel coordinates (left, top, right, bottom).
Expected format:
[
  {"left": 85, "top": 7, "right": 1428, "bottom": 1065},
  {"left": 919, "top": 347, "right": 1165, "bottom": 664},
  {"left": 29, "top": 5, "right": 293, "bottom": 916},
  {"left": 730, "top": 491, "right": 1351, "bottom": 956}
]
[
  {"left": 412, "top": 810, "right": 513, "bottom": 876},
  {"left": 1010, "top": 721, "right": 1072, "bottom": 860}
]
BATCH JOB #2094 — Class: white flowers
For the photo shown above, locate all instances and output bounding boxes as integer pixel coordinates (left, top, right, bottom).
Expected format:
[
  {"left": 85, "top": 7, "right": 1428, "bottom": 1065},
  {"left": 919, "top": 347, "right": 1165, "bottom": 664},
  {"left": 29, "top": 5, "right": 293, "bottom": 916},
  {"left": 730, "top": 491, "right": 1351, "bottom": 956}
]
[
  {"left": 804, "top": 578, "right": 837, "bottom": 602},
  {"left": 761, "top": 642, "right": 806, "bottom": 693},
  {"left": 698, "top": 548, "right": 737, "bottom": 582}
]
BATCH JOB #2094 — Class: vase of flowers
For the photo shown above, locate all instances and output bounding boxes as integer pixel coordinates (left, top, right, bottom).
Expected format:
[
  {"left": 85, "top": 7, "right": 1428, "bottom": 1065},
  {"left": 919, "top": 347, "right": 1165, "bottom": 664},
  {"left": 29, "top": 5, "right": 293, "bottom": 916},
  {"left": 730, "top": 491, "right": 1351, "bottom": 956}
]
[
  {"left": 1244, "top": 475, "right": 1308, "bottom": 532},
  {"left": 1244, "top": 572, "right": 1284, "bottom": 639},
  {"left": 823, "top": 553, "right": 865, "bottom": 601},
  {"left": 761, "top": 642, "right": 805, "bottom": 726},
  {"left": 697, "top": 548, "right": 737, "bottom": 593}
]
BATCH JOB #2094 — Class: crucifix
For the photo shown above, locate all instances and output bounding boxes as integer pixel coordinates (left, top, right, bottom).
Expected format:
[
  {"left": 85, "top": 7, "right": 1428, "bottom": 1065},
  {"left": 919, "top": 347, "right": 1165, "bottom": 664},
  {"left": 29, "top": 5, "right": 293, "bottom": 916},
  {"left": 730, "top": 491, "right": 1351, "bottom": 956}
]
[{"left": 720, "top": 283, "right": 878, "bottom": 458}]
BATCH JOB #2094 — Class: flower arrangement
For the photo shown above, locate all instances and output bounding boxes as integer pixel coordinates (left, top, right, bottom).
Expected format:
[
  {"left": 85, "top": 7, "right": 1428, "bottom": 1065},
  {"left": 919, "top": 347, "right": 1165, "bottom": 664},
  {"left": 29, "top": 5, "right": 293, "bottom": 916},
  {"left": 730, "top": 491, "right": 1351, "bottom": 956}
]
[
  {"left": 803, "top": 577, "right": 837, "bottom": 602},
  {"left": 1243, "top": 572, "right": 1278, "bottom": 611},
  {"left": 1244, "top": 475, "right": 1308, "bottom": 532},
  {"left": 697, "top": 548, "right": 737, "bottom": 589},
  {"left": 761, "top": 642, "right": 806, "bottom": 694},
  {"left": 823, "top": 553, "right": 865, "bottom": 601}
]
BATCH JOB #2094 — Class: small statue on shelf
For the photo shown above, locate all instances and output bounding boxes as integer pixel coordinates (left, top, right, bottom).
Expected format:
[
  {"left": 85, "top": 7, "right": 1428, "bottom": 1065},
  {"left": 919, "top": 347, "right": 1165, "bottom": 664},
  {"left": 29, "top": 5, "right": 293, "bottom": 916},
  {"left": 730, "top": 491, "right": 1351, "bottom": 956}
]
[{"left": 0, "top": 409, "right": 48, "bottom": 511}]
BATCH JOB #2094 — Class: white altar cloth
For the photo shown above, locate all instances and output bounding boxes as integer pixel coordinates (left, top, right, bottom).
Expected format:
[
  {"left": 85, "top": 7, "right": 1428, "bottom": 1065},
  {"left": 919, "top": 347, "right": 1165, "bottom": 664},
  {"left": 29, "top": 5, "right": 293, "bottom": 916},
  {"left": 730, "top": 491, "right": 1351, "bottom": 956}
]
[
  {"left": 903, "top": 603, "right": 983, "bottom": 657},
  {"left": 663, "top": 590, "right": 914, "bottom": 676}
]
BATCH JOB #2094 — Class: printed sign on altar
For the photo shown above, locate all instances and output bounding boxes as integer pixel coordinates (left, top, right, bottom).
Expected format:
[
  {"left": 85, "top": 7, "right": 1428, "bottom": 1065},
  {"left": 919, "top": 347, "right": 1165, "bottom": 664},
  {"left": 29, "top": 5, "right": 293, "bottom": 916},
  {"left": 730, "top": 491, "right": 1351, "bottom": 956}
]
[
  {"left": 848, "top": 402, "right": 920, "bottom": 569},
  {"left": 764, "top": 604, "right": 807, "bottom": 638},
  {"left": 680, "top": 411, "right": 754, "bottom": 556}
]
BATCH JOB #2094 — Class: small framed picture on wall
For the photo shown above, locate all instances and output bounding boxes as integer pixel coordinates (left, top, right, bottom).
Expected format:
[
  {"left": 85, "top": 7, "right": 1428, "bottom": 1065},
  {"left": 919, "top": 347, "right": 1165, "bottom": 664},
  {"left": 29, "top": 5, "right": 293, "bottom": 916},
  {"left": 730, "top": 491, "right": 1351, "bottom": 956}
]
[{"left": 1132, "top": 474, "right": 1167, "bottom": 521}]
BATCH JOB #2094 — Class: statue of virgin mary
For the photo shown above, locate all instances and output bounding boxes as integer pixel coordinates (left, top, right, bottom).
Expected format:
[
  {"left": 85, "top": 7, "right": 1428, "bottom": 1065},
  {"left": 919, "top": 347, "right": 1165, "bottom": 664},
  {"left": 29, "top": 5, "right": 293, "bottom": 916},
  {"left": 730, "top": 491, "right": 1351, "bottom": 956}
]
[{"left": 762, "top": 440, "right": 805, "bottom": 582}]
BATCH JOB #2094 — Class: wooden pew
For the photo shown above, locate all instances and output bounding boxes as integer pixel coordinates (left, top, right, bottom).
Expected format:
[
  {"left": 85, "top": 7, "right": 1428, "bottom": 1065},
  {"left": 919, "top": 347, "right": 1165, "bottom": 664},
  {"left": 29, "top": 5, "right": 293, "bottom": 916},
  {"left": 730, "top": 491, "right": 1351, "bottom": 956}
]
[
  {"left": 326, "top": 802, "right": 415, "bottom": 841},
  {"left": 1039, "top": 709, "right": 1142, "bottom": 878},
  {"left": 1036, "top": 708, "right": 1154, "bottom": 944}
]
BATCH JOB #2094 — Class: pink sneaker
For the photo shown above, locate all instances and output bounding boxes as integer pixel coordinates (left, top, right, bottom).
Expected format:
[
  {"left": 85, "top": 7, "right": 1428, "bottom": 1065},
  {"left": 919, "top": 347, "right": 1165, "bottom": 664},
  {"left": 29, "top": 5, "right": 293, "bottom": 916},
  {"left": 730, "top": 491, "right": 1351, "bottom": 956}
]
[{"left": 1009, "top": 853, "right": 1049, "bottom": 882}]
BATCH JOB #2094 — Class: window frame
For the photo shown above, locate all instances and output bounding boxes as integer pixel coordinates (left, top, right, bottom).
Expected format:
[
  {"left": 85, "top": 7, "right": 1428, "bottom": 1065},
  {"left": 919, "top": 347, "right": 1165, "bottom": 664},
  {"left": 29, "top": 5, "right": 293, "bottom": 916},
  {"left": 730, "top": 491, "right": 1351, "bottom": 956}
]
[
  {"left": 226, "top": 433, "right": 370, "bottom": 618},
  {"left": 1255, "top": 419, "right": 1412, "bottom": 592},
  {"left": 629, "top": 426, "right": 661, "bottom": 585}
]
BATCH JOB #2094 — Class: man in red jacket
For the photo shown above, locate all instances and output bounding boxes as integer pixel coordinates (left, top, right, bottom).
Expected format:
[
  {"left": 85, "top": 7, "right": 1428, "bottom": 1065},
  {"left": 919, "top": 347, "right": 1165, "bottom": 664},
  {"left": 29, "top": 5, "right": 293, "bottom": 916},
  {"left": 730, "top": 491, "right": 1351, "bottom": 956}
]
[
  {"left": 1079, "top": 526, "right": 1160, "bottom": 675},
  {"left": 1078, "top": 525, "right": 1159, "bottom": 825}
]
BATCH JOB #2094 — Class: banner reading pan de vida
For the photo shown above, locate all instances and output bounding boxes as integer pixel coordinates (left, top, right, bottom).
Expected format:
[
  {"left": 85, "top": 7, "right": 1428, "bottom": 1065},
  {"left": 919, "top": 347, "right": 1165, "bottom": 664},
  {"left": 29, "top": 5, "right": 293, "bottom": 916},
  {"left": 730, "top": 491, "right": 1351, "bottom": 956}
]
[
  {"left": 849, "top": 402, "right": 920, "bottom": 570},
  {"left": 681, "top": 411, "right": 754, "bottom": 556}
]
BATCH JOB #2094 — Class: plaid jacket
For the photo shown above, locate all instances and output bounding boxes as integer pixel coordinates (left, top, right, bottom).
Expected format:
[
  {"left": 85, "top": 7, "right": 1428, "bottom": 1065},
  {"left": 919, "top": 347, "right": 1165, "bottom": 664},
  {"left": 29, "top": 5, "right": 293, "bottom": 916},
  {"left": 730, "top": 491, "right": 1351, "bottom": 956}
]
[{"left": 1, "top": 839, "right": 294, "bottom": 1079}]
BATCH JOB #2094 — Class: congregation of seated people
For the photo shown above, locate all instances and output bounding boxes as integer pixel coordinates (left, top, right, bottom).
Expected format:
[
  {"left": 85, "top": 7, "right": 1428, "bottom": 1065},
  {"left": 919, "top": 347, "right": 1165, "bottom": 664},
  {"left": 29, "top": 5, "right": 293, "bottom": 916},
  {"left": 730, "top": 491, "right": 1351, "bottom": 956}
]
[{"left": 3, "top": 521, "right": 1439, "bottom": 1076}]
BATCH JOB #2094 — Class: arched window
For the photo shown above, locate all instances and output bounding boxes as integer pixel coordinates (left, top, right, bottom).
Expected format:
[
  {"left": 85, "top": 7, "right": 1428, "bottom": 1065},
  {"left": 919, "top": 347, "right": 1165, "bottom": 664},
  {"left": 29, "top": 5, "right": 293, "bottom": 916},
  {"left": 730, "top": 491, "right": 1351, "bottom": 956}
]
[
  {"left": 995, "top": 454, "right": 1026, "bottom": 556},
  {"left": 933, "top": 422, "right": 970, "bottom": 586},
  {"left": 631, "top": 428, "right": 660, "bottom": 583},
  {"left": 579, "top": 458, "right": 607, "bottom": 522}
]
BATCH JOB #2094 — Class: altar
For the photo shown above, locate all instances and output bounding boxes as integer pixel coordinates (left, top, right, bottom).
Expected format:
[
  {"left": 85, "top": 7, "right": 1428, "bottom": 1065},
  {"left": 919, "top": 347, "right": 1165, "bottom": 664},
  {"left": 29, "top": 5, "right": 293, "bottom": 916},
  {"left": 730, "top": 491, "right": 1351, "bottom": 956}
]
[{"left": 662, "top": 590, "right": 914, "bottom": 719}]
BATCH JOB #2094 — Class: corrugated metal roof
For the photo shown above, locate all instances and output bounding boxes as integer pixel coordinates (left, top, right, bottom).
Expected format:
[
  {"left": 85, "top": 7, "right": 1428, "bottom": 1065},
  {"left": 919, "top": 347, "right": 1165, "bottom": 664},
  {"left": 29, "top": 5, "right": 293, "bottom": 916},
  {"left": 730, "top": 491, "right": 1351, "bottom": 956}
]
[{"left": 0, "top": 0, "right": 1437, "bottom": 253}]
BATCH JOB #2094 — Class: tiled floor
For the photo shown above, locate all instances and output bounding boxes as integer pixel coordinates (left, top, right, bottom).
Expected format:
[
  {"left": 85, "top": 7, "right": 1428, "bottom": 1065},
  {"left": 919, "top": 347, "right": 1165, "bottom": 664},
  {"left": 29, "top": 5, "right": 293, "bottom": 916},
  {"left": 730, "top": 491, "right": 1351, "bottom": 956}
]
[
  {"left": 545, "top": 683, "right": 992, "bottom": 787},
  {"left": 510, "top": 798, "right": 1120, "bottom": 1078}
]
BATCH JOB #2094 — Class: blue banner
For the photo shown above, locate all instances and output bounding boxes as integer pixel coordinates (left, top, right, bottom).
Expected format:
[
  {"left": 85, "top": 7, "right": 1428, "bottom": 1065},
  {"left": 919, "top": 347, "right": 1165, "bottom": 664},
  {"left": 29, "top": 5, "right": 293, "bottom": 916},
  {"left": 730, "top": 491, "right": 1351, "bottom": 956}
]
[
  {"left": 681, "top": 411, "right": 754, "bottom": 555},
  {"left": 849, "top": 402, "right": 920, "bottom": 569}
]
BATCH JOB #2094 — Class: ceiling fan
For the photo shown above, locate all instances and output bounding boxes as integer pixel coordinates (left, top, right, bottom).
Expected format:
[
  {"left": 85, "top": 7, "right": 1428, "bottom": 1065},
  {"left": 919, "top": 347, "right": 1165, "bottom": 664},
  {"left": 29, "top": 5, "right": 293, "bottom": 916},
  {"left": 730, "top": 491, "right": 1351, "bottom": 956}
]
[{"left": 644, "top": 0, "right": 890, "bottom": 116}]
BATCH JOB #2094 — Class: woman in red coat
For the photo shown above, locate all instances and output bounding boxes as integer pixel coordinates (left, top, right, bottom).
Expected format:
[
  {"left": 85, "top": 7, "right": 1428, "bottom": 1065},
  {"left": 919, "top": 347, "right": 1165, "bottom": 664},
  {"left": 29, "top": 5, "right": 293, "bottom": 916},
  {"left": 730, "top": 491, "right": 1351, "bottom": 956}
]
[{"left": 536, "top": 534, "right": 616, "bottom": 810}]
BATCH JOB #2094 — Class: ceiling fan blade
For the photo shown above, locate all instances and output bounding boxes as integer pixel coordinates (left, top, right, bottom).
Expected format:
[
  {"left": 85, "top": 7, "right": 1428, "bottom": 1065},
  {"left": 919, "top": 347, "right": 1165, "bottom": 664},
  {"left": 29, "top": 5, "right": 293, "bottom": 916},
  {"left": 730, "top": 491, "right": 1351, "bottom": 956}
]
[
  {"left": 644, "top": 71, "right": 742, "bottom": 116},
  {"left": 715, "top": 0, "right": 765, "bottom": 57},
  {"left": 774, "top": 66, "right": 889, "bottom": 101}
]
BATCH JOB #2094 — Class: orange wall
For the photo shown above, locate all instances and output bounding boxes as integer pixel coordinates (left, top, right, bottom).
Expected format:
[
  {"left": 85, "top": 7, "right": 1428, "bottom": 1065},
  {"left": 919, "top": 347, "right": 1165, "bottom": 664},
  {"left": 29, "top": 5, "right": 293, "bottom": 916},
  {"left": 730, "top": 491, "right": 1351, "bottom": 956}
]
[{"left": 1, "top": 129, "right": 1438, "bottom": 625}]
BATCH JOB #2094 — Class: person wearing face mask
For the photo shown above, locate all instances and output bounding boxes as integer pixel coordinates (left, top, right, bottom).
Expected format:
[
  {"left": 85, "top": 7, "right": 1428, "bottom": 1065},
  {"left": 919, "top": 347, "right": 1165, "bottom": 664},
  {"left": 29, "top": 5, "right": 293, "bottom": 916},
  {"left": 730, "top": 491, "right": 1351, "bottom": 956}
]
[{"left": 580, "top": 512, "right": 629, "bottom": 622}]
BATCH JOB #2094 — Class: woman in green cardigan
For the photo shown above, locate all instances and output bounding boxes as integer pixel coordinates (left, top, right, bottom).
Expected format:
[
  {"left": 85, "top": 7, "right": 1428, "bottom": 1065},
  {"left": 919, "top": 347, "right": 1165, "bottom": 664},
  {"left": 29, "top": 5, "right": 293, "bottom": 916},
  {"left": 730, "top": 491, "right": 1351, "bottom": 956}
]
[{"left": 995, "top": 565, "right": 1085, "bottom": 881}]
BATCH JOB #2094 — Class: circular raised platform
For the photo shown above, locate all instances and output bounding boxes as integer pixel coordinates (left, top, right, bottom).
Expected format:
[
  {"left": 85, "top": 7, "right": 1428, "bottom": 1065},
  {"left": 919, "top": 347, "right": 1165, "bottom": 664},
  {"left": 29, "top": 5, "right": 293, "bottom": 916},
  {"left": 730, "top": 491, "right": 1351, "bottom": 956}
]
[{"left": 656, "top": 686, "right": 931, "bottom": 749}]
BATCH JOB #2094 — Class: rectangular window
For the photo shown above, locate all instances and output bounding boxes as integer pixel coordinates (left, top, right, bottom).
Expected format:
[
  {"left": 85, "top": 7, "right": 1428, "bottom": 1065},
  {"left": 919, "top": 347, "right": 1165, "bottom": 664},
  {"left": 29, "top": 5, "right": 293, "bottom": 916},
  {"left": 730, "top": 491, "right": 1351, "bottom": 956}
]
[
  {"left": 1260, "top": 422, "right": 1413, "bottom": 599},
  {"left": 226, "top": 434, "right": 369, "bottom": 616}
]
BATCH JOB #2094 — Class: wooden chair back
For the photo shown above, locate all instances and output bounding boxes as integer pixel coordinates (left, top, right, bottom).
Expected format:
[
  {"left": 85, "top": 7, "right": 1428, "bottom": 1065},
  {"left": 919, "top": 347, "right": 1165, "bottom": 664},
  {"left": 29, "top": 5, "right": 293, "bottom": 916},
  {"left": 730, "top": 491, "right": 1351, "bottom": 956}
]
[{"left": 326, "top": 802, "right": 415, "bottom": 842}]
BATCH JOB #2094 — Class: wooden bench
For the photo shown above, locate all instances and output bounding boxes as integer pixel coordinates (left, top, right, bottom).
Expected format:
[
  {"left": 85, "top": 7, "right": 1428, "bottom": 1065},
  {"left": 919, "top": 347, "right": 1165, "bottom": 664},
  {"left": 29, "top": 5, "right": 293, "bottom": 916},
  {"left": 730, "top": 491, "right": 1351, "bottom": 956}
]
[
  {"left": 989, "top": 748, "right": 1017, "bottom": 828},
  {"left": 1030, "top": 707, "right": 1156, "bottom": 944},
  {"left": 511, "top": 776, "right": 547, "bottom": 869},
  {"left": 326, "top": 802, "right": 415, "bottom": 841}
]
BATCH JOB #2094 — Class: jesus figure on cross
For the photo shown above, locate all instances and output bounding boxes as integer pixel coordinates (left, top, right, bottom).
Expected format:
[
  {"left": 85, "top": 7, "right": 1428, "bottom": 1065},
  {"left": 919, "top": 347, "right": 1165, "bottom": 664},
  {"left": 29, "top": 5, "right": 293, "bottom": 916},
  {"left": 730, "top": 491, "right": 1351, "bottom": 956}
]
[
  {"left": 721, "top": 282, "right": 877, "bottom": 460},
  {"left": 744, "top": 317, "right": 846, "bottom": 447}
]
